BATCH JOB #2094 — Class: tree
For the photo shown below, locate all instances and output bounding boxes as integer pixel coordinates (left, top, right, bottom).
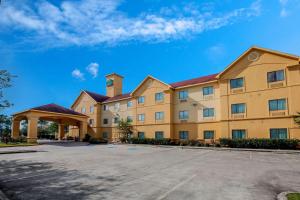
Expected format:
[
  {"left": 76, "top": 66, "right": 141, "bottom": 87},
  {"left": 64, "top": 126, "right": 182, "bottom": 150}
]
[
  {"left": 47, "top": 122, "right": 58, "bottom": 135},
  {"left": 0, "top": 114, "right": 11, "bottom": 137},
  {"left": 0, "top": 70, "right": 16, "bottom": 110},
  {"left": 20, "top": 120, "right": 28, "bottom": 136},
  {"left": 295, "top": 112, "right": 300, "bottom": 126},
  {"left": 117, "top": 119, "right": 133, "bottom": 142}
]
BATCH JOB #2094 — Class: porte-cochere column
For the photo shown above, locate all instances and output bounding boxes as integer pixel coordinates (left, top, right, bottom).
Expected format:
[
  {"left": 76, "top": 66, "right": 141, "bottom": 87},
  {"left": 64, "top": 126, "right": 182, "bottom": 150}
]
[
  {"left": 79, "top": 121, "right": 88, "bottom": 141},
  {"left": 58, "top": 124, "right": 65, "bottom": 140},
  {"left": 11, "top": 119, "right": 21, "bottom": 139},
  {"left": 27, "top": 116, "right": 38, "bottom": 143}
]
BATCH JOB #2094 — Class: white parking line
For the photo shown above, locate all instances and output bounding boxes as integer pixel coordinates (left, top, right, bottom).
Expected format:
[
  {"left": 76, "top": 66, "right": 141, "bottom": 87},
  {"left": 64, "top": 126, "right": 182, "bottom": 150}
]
[{"left": 156, "top": 173, "right": 198, "bottom": 200}]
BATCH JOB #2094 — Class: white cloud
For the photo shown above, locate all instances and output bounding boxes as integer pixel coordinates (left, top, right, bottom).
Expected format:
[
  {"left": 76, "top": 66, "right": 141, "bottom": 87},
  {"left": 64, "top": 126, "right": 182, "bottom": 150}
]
[
  {"left": 86, "top": 62, "right": 99, "bottom": 78},
  {"left": 280, "top": 8, "right": 289, "bottom": 17},
  {"left": 279, "top": 0, "right": 289, "bottom": 5},
  {"left": 71, "top": 69, "right": 84, "bottom": 80},
  {"left": 279, "top": 0, "right": 289, "bottom": 17},
  {"left": 206, "top": 44, "right": 227, "bottom": 64},
  {"left": 207, "top": 44, "right": 226, "bottom": 56},
  {"left": 0, "top": 0, "right": 262, "bottom": 47}
]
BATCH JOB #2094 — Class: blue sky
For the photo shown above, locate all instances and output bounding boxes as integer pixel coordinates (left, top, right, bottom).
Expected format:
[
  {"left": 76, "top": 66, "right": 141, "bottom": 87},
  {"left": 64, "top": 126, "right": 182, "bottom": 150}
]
[{"left": 1, "top": 0, "right": 300, "bottom": 115}]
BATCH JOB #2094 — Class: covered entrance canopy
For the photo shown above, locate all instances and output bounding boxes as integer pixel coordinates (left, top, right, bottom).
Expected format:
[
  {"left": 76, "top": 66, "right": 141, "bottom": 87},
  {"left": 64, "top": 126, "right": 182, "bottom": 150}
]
[{"left": 12, "top": 104, "right": 88, "bottom": 143}]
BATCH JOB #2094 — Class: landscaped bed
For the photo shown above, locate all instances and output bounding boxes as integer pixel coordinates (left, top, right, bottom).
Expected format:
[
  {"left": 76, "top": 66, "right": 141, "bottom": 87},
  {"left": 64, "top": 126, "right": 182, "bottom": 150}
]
[
  {"left": 128, "top": 138, "right": 300, "bottom": 150},
  {"left": 0, "top": 142, "right": 37, "bottom": 148},
  {"left": 287, "top": 193, "right": 300, "bottom": 200}
]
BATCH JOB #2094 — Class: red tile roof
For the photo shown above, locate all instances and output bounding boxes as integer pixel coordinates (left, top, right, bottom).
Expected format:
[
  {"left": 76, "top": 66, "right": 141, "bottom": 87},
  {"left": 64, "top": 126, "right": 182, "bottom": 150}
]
[
  {"left": 82, "top": 73, "right": 219, "bottom": 104},
  {"left": 103, "top": 93, "right": 131, "bottom": 103},
  {"left": 32, "top": 103, "right": 86, "bottom": 116},
  {"left": 169, "top": 73, "right": 219, "bottom": 88},
  {"left": 84, "top": 90, "right": 109, "bottom": 102}
]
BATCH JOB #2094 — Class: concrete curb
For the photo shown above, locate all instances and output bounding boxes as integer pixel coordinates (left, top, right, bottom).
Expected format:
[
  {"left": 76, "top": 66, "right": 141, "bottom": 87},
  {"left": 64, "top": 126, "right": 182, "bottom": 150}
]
[
  {"left": 0, "top": 150, "right": 38, "bottom": 155},
  {"left": 277, "top": 191, "right": 299, "bottom": 200},
  {"left": 125, "top": 144, "right": 300, "bottom": 154}
]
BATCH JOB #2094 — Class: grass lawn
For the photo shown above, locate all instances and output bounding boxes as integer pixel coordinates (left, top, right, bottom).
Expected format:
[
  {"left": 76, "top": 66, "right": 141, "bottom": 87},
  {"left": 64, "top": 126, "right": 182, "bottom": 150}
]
[
  {"left": 287, "top": 193, "right": 300, "bottom": 200},
  {"left": 0, "top": 142, "right": 37, "bottom": 148}
]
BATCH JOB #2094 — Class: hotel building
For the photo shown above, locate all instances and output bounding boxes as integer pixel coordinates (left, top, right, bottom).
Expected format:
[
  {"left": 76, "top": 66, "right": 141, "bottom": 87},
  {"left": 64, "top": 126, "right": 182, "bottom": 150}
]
[{"left": 12, "top": 46, "right": 300, "bottom": 142}]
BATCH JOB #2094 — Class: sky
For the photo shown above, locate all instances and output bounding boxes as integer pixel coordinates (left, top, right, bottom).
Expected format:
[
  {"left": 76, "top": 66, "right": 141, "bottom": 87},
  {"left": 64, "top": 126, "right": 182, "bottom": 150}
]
[{"left": 1, "top": 0, "right": 300, "bottom": 116}]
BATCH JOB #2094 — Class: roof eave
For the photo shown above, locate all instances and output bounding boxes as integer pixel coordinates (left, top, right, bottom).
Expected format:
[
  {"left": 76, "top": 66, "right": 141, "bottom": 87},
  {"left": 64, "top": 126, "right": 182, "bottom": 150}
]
[
  {"left": 173, "top": 79, "right": 218, "bottom": 89},
  {"left": 13, "top": 109, "right": 88, "bottom": 118},
  {"left": 102, "top": 97, "right": 132, "bottom": 104}
]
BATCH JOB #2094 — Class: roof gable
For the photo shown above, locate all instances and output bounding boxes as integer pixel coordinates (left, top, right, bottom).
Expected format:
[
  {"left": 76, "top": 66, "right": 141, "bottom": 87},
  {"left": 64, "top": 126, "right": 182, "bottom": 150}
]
[
  {"left": 217, "top": 46, "right": 299, "bottom": 78},
  {"left": 131, "top": 76, "right": 172, "bottom": 96},
  {"left": 71, "top": 90, "right": 109, "bottom": 109}
]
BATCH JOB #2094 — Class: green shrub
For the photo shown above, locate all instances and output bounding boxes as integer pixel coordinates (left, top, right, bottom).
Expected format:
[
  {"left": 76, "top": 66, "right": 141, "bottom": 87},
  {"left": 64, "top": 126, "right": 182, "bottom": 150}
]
[
  {"left": 219, "top": 138, "right": 299, "bottom": 149},
  {"left": 82, "top": 134, "right": 91, "bottom": 142},
  {"left": 131, "top": 138, "right": 173, "bottom": 145},
  {"left": 66, "top": 136, "right": 74, "bottom": 140},
  {"left": 9, "top": 136, "right": 27, "bottom": 143},
  {"left": 89, "top": 138, "right": 108, "bottom": 144}
]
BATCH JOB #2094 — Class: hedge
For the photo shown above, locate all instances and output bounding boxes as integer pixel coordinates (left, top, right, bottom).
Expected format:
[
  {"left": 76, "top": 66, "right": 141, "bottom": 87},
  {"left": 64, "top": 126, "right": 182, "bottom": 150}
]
[
  {"left": 88, "top": 138, "right": 108, "bottom": 144},
  {"left": 219, "top": 138, "right": 299, "bottom": 149},
  {"left": 129, "top": 138, "right": 299, "bottom": 149},
  {"left": 131, "top": 138, "right": 173, "bottom": 145}
]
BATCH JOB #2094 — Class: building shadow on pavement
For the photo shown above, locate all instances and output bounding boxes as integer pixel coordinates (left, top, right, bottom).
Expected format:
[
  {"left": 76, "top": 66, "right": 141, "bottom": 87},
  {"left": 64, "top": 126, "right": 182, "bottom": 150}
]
[
  {"left": 38, "top": 140, "right": 90, "bottom": 147},
  {"left": 0, "top": 159, "right": 117, "bottom": 200}
]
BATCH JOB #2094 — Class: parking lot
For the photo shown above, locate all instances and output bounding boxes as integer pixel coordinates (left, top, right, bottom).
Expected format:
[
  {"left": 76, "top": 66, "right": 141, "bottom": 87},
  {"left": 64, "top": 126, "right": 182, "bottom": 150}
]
[{"left": 0, "top": 143, "right": 300, "bottom": 200}]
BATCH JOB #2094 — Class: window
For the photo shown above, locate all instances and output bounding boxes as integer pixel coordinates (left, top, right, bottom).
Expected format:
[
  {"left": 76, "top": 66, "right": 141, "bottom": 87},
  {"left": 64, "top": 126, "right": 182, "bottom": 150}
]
[
  {"left": 231, "top": 103, "right": 246, "bottom": 114},
  {"left": 138, "top": 114, "right": 145, "bottom": 121},
  {"left": 138, "top": 96, "right": 145, "bottom": 104},
  {"left": 179, "top": 111, "right": 189, "bottom": 120},
  {"left": 127, "top": 116, "right": 133, "bottom": 123},
  {"left": 179, "top": 131, "right": 189, "bottom": 140},
  {"left": 113, "top": 117, "right": 119, "bottom": 124},
  {"left": 232, "top": 130, "right": 246, "bottom": 139},
  {"left": 81, "top": 107, "right": 86, "bottom": 113},
  {"left": 114, "top": 103, "right": 120, "bottom": 110},
  {"left": 138, "top": 132, "right": 145, "bottom": 139},
  {"left": 89, "top": 119, "right": 94, "bottom": 126},
  {"left": 179, "top": 90, "right": 188, "bottom": 100},
  {"left": 103, "top": 118, "right": 108, "bottom": 124},
  {"left": 203, "top": 108, "right": 215, "bottom": 117},
  {"left": 90, "top": 105, "right": 94, "bottom": 113},
  {"left": 127, "top": 101, "right": 133, "bottom": 108},
  {"left": 267, "top": 70, "right": 284, "bottom": 82},
  {"left": 155, "top": 112, "right": 164, "bottom": 120},
  {"left": 204, "top": 131, "right": 214, "bottom": 139},
  {"left": 155, "top": 92, "right": 164, "bottom": 101},
  {"left": 203, "top": 86, "right": 214, "bottom": 96},
  {"left": 103, "top": 132, "right": 108, "bottom": 139},
  {"left": 230, "top": 78, "right": 244, "bottom": 89},
  {"left": 270, "top": 128, "right": 287, "bottom": 139},
  {"left": 103, "top": 105, "right": 109, "bottom": 111},
  {"left": 155, "top": 131, "right": 164, "bottom": 139},
  {"left": 269, "top": 99, "right": 286, "bottom": 111}
]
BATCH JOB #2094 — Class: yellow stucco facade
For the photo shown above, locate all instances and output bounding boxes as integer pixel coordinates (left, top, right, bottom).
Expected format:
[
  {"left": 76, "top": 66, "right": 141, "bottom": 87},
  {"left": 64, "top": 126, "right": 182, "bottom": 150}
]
[
  {"left": 67, "top": 46, "right": 300, "bottom": 142},
  {"left": 12, "top": 46, "right": 300, "bottom": 143}
]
